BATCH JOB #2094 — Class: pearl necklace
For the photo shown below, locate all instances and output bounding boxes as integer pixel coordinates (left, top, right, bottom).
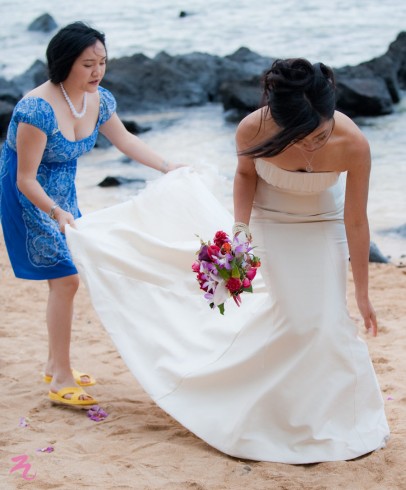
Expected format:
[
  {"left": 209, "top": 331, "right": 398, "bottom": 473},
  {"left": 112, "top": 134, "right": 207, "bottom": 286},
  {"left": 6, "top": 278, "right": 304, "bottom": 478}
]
[{"left": 60, "top": 82, "right": 87, "bottom": 119}]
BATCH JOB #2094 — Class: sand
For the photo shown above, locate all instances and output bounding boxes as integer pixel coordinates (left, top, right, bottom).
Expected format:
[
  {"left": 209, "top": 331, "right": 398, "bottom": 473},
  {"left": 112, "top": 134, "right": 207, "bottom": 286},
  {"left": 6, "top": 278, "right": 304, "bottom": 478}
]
[{"left": 1, "top": 229, "right": 405, "bottom": 490}]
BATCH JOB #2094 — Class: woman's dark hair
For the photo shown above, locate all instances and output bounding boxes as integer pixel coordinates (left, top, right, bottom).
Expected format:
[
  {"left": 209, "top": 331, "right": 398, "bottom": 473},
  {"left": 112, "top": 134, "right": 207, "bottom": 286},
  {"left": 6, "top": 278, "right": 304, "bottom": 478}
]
[
  {"left": 46, "top": 21, "right": 106, "bottom": 83},
  {"left": 241, "top": 58, "right": 336, "bottom": 158}
]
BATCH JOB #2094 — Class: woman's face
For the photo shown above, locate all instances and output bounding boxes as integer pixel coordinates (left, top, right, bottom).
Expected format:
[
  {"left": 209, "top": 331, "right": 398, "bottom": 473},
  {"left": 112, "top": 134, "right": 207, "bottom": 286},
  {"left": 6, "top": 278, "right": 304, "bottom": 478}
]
[
  {"left": 295, "top": 118, "right": 335, "bottom": 152},
  {"left": 66, "top": 40, "right": 107, "bottom": 92}
]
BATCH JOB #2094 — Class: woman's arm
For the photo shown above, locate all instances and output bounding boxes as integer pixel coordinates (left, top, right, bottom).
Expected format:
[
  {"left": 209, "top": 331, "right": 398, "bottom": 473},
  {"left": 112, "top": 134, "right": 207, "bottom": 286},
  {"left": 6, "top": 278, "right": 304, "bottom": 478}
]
[
  {"left": 99, "top": 113, "right": 178, "bottom": 173},
  {"left": 16, "top": 123, "right": 75, "bottom": 232},
  {"left": 344, "top": 132, "right": 377, "bottom": 336},
  {"left": 233, "top": 117, "right": 259, "bottom": 228}
]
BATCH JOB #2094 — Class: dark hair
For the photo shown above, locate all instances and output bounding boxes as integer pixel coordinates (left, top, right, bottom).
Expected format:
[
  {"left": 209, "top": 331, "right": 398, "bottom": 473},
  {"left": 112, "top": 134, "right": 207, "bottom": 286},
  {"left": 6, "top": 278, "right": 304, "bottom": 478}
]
[
  {"left": 46, "top": 21, "right": 106, "bottom": 83},
  {"left": 241, "top": 58, "right": 336, "bottom": 158}
]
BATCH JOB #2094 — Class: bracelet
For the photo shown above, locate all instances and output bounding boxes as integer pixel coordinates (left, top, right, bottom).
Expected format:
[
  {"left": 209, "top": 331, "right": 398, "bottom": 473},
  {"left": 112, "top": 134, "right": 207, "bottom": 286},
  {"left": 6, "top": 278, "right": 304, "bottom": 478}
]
[
  {"left": 160, "top": 160, "right": 169, "bottom": 173},
  {"left": 232, "top": 222, "right": 252, "bottom": 241},
  {"left": 49, "top": 204, "right": 60, "bottom": 220}
]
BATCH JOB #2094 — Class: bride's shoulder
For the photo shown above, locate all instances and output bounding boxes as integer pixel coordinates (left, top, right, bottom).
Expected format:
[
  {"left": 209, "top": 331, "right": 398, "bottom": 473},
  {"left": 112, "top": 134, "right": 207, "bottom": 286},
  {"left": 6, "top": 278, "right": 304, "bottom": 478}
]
[
  {"left": 334, "top": 111, "right": 369, "bottom": 149},
  {"left": 238, "top": 107, "right": 268, "bottom": 128},
  {"left": 333, "top": 111, "right": 370, "bottom": 168},
  {"left": 236, "top": 107, "right": 276, "bottom": 148},
  {"left": 335, "top": 111, "right": 366, "bottom": 138}
]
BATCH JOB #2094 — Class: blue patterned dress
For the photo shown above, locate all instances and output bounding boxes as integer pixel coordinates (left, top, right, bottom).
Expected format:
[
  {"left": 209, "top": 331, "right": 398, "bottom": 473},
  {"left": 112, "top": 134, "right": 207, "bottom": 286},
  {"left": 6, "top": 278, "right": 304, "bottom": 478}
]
[{"left": 0, "top": 86, "right": 116, "bottom": 280}]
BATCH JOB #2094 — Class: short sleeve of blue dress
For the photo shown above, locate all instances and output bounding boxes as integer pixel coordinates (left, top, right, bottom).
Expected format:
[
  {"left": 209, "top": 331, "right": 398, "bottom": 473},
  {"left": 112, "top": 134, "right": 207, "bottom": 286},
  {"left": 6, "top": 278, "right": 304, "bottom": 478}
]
[
  {"left": 13, "top": 98, "right": 56, "bottom": 136},
  {"left": 0, "top": 87, "right": 116, "bottom": 280},
  {"left": 99, "top": 87, "right": 117, "bottom": 126}
]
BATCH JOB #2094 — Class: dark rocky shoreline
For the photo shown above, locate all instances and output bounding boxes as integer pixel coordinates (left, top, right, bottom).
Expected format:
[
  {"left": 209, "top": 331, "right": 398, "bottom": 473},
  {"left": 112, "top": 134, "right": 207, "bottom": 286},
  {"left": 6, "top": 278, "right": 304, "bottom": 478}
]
[{"left": 1, "top": 31, "right": 406, "bottom": 138}]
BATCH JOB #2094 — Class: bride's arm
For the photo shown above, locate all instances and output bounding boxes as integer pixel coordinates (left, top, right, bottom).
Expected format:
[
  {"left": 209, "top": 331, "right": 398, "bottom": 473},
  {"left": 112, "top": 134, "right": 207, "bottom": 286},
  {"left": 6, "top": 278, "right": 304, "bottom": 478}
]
[
  {"left": 344, "top": 132, "right": 377, "bottom": 336},
  {"left": 233, "top": 117, "right": 258, "bottom": 228}
]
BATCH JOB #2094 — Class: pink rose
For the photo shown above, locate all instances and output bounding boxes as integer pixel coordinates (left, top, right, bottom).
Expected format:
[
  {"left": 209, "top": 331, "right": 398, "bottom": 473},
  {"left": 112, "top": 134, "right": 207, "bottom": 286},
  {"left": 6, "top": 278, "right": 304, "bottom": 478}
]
[
  {"left": 245, "top": 268, "right": 257, "bottom": 280},
  {"left": 192, "top": 261, "right": 200, "bottom": 272},
  {"left": 242, "top": 278, "right": 251, "bottom": 288}
]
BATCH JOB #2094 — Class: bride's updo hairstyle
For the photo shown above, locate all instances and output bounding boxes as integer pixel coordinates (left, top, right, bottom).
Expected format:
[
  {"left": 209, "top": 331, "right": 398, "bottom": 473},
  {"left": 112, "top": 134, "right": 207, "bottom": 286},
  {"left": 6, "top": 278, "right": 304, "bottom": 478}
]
[{"left": 241, "top": 58, "right": 336, "bottom": 158}]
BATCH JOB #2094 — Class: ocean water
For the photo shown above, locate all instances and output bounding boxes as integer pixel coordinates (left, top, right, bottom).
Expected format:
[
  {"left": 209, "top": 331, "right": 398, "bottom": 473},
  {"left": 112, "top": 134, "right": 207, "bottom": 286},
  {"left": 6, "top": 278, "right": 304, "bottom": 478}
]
[{"left": 1, "top": 0, "right": 405, "bottom": 257}]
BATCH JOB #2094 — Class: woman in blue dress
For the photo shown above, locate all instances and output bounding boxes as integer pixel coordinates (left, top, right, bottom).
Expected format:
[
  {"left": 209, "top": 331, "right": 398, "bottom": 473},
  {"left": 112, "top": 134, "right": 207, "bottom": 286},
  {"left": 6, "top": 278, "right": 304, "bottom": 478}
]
[{"left": 0, "top": 22, "right": 178, "bottom": 407}]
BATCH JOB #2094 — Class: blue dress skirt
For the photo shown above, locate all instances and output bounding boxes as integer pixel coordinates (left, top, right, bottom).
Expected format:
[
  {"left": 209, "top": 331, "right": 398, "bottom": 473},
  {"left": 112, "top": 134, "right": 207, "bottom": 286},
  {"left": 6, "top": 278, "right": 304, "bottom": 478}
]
[{"left": 0, "top": 86, "right": 116, "bottom": 280}]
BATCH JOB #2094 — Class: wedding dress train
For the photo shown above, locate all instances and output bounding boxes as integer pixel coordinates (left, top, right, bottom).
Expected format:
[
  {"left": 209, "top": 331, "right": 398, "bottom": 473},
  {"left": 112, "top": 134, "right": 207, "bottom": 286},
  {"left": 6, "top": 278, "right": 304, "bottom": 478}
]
[{"left": 66, "top": 166, "right": 389, "bottom": 463}]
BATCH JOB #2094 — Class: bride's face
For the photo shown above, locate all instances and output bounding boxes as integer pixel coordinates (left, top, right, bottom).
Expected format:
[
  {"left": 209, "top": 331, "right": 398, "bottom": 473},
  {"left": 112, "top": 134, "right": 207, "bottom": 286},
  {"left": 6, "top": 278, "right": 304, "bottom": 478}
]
[{"left": 295, "top": 118, "right": 335, "bottom": 152}]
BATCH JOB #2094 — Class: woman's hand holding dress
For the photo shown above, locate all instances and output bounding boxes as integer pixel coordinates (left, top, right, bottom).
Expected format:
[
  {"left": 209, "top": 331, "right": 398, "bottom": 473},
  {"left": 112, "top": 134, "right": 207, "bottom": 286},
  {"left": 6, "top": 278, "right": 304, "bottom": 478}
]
[{"left": 53, "top": 207, "right": 76, "bottom": 234}]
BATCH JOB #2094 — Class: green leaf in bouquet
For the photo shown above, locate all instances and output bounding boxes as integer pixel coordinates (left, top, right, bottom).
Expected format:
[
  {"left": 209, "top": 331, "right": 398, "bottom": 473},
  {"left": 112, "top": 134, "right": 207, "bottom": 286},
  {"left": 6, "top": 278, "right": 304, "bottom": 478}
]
[
  {"left": 242, "top": 285, "right": 253, "bottom": 293},
  {"left": 217, "top": 267, "right": 231, "bottom": 280},
  {"left": 218, "top": 303, "right": 225, "bottom": 315},
  {"left": 231, "top": 262, "right": 240, "bottom": 278}
]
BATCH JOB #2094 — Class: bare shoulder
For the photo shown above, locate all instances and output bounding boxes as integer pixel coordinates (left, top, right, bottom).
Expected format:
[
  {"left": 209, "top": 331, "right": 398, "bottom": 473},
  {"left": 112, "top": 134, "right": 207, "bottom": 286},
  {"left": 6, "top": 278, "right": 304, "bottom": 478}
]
[
  {"left": 334, "top": 111, "right": 370, "bottom": 168},
  {"left": 236, "top": 107, "right": 274, "bottom": 150},
  {"left": 335, "top": 111, "right": 370, "bottom": 152},
  {"left": 24, "top": 81, "right": 53, "bottom": 100}
]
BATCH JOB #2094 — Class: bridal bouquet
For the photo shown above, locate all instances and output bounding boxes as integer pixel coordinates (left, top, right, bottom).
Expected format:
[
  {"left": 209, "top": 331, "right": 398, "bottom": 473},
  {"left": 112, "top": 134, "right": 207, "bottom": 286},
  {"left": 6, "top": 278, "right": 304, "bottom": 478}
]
[{"left": 192, "top": 230, "right": 261, "bottom": 315}]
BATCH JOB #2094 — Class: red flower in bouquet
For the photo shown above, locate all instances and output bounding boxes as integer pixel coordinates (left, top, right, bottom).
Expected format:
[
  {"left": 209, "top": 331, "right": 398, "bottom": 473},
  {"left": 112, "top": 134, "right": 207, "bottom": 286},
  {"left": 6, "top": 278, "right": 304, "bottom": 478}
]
[
  {"left": 207, "top": 244, "right": 221, "bottom": 259},
  {"left": 213, "top": 231, "right": 229, "bottom": 248},
  {"left": 192, "top": 230, "right": 261, "bottom": 315},
  {"left": 226, "top": 277, "right": 242, "bottom": 293}
]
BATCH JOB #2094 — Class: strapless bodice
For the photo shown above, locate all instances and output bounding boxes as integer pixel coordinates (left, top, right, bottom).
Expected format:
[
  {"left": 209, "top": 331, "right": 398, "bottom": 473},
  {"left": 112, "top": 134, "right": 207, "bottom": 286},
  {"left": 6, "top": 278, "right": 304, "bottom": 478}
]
[{"left": 255, "top": 159, "right": 340, "bottom": 194}]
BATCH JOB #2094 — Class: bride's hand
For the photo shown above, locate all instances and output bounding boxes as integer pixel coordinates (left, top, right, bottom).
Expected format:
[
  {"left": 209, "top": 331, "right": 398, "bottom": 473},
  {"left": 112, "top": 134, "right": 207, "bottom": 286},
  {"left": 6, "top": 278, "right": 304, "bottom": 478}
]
[{"left": 356, "top": 295, "right": 378, "bottom": 337}]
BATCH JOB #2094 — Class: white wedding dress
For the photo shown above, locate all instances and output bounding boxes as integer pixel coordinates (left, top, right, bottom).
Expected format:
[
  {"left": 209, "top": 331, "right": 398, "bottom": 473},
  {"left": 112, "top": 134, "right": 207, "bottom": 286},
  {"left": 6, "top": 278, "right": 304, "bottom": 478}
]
[{"left": 66, "top": 164, "right": 389, "bottom": 464}]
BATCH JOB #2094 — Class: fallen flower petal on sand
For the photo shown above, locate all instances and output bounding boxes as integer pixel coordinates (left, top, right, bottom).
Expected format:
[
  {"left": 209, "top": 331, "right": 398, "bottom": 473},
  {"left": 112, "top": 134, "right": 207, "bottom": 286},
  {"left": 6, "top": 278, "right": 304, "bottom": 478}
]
[
  {"left": 87, "top": 405, "right": 108, "bottom": 421},
  {"left": 36, "top": 446, "right": 54, "bottom": 453},
  {"left": 18, "top": 417, "right": 29, "bottom": 428}
]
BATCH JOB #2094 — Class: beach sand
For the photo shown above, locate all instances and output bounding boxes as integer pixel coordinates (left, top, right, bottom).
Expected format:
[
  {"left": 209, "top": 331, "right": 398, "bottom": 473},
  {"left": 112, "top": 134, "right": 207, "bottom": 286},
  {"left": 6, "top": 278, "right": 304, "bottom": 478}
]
[{"left": 1, "top": 229, "right": 405, "bottom": 490}]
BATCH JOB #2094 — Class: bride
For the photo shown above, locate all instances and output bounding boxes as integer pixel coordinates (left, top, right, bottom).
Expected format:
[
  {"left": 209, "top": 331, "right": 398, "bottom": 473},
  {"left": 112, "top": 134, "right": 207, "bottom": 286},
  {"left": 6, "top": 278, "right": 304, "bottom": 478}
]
[{"left": 66, "top": 58, "right": 389, "bottom": 464}]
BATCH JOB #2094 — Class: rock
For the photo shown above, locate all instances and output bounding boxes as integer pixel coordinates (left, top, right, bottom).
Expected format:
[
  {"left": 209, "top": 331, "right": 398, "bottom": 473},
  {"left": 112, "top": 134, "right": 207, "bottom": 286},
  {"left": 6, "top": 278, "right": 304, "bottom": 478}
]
[
  {"left": 0, "top": 100, "right": 15, "bottom": 139},
  {"left": 95, "top": 118, "right": 150, "bottom": 148},
  {"left": 369, "top": 242, "right": 389, "bottom": 263},
  {"left": 102, "top": 52, "right": 213, "bottom": 112},
  {"left": 120, "top": 155, "right": 132, "bottom": 164},
  {"left": 28, "top": 13, "right": 57, "bottom": 33},
  {"left": 13, "top": 60, "right": 48, "bottom": 95},
  {"left": 0, "top": 78, "right": 23, "bottom": 104},
  {"left": 334, "top": 76, "right": 393, "bottom": 117},
  {"left": 223, "top": 47, "right": 273, "bottom": 75},
  {"left": 360, "top": 55, "right": 401, "bottom": 103},
  {"left": 97, "top": 176, "right": 146, "bottom": 187},
  {"left": 102, "top": 47, "right": 272, "bottom": 113},
  {"left": 219, "top": 78, "right": 262, "bottom": 115},
  {"left": 121, "top": 119, "right": 151, "bottom": 134},
  {"left": 386, "top": 31, "right": 406, "bottom": 89},
  {"left": 0, "top": 79, "right": 22, "bottom": 135}
]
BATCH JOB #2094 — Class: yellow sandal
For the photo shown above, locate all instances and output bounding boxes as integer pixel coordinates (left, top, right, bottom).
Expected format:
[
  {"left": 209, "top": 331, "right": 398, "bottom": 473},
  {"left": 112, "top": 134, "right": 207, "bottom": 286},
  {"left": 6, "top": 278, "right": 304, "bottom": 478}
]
[
  {"left": 43, "top": 368, "right": 96, "bottom": 387},
  {"left": 48, "top": 386, "right": 98, "bottom": 407}
]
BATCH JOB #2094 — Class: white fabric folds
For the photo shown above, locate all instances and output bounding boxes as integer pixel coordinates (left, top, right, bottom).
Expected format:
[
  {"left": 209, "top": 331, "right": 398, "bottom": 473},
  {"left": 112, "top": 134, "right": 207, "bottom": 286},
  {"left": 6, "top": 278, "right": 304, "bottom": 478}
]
[{"left": 66, "top": 166, "right": 389, "bottom": 463}]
